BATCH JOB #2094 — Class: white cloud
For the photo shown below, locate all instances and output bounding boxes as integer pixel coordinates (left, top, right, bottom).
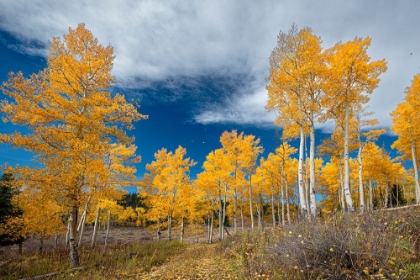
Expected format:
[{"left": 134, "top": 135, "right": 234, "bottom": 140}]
[
  {"left": 194, "top": 86, "right": 276, "bottom": 126},
  {"left": 0, "top": 0, "right": 419, "bottom": 127}
]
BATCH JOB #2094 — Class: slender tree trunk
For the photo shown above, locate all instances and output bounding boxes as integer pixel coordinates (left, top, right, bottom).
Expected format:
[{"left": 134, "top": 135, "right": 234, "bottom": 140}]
[
  {"left": 285, "top": 182, "right": 291, "bottom": 224},
  {"left": 298, "top": 124, "right": 307, "bottom": 218},
  {"left": 65, "top": 223, "right": 70, "bottom": 247},
  {"left": 384, "top": 180, "right": 389, "bottom": 208},
  {"left": 209, "top": 211, "right": 214, "bottom": 244},
  {"left": 222, "top": 186, "right": 227, "bottom": 239},
  {"left": 68, "top": 205, "right": 80, "bottom": 267},
  {"left": 78, "top": 212, "right": 86, "bottom": 247},
  {"left": 207, "top": 214, "right": 211, "bottom": 240},
  {"left": 180, "top": 214, "right": 184, "bottom": 242},
  {"left": 233, "top": 189, "right": 238, "bottom": 234},
  {"left": 309, "top": 122, "right": 317, "bottom": 217},
  {"left": 218, "top": 196, "right": 223, "bottom": 240},
  {"left": 218, "top": 184, "right": 223, "bottom": 241},
  {"left": 256, "top": 202, "right": 261, "bottom": 229},
  {"left": 271, "top": 185, "right": 276, "bottom": 227},
  {"left": 277, "top": 200, "right": 281, "bottom": 226},
  {"left": 357, "top": 144, "right": 365, "bottom": 213},
  {"left": 411, "top": 141, "right": 420, "bottom": 204},
  {"left": 167, "top": 213, "right": 172, "bottom": 241},
  {"left": 104, "top": 210, "right": 111, "bottom": 250},
  {"left": 339, "top": 158, "right": 346, "bottom": 211},
  {"left": 260, "top": 196, "right": 265, "bottom": 230},
  {"left": 54, "top": 234, "right": 58, "bottom": 248},
  {"left": 248, "top": 174, "right": 254, "bottom": 229},
  {"left": 281, "top": 183, "right": 285, "bottom": 225},
  {"left": 368, "top": 179, "right": 373, "bottom": 211},
  {"left": 343, "top": 104, "right": 355, "bottom": 212},
  {"left": 91, "top": 206, "right": 101, "bottom": 249},
  {"left": 157, "top": 225, "right": 161, "bottom": 241},
  {"left": 240, "top": 206, "right": 244, "bottom": 232}
]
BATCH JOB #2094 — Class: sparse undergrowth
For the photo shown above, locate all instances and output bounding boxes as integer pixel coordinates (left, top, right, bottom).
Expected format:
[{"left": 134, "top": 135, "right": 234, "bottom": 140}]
[
  {"left": 1, "top": 207, "right": 420, "bottom": 280},
  {"left": 220, "top": 206, "right": 420, "bottom": 279},
  {"left": 0, "top": 240, "right": 186, "bottom": 279}
]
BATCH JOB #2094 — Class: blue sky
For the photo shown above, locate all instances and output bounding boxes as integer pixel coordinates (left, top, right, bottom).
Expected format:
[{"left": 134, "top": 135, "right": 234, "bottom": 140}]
[{"left": 0, "top": 0, "right": 418, "bottom": 184}]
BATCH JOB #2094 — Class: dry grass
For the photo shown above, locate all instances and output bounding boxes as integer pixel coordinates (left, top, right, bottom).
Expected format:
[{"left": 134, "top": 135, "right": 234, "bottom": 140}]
[
  {"left": 220, "top": 206, "right": 420, "bottom": 279},
  {"left": 1, "top": 207, "right": 420, "bottom": 279},
  {"left": 0, "top": 240, "right": 186, "bottom": 279}
]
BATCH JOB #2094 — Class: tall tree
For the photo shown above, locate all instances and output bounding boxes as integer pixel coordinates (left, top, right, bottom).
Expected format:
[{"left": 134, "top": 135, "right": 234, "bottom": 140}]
[
  {"left": 266, "top": 24, "right": 325, "bottom": 218},
  {"left": 0, "top": 24, "right": 146, "bottom": 266},
  {"left": 220, "top": 130, "right": 262, "bottom": 232},
  {"left": 140, "top": 146, "right": 196, "bottom": 241},
  {"left": 322, "top": 37, "right": 387, "bottom": 212},
  {"left": 390, "top": 74, "right": 420, "bottom": 204},
  {"left": 353, "top": 108, "right": 385, "bottom": 212}
]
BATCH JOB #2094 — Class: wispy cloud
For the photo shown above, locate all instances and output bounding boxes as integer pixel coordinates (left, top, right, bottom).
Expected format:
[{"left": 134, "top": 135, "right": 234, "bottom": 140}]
[{"left": 0, "top": 0, "right": 419, "bottom": 127}]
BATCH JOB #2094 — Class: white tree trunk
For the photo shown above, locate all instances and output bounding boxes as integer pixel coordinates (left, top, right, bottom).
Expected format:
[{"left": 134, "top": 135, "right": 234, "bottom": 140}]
[
  {"left": 180, "top": 214, "right": 185, "bottom": 241},
  {"left": 281, "top": 183, "right": 285, "bottom": 225},
  {"left": 248, "top": 174, "right": 254, "bottom": 229},
  {"left": 411, "top": 141, "right": 420, "bottom": 204},
  {"left": 167, "top": 213, "right": 172, "bottom": 241},
  {"left": 104, "top": 210, "right": 111, "bottom": 250},
  {"left": 343, "top": 104, "right": 355, "bottom": 212},
  {"left": 77, "top": 212, "right": 86, "bottom": 247},
  {"left": 368, "top": 179, "right": 373, "bottom": 210},
  {"left": 357, "top": 144, "right": 365, "bottom": 213},
  {"left": 298, "top": 124, "right": 308, "bottom": 217},
  {"left": 240, "top": 206, "right": 244, "bottom": 232},
  {"left": 218, "top": 188, "right": 223, "bottom": 240},
  {"left": 91, "top": 206, "right": 101, "bottom": 248},
  {"left": 69, "top": 206, "right": 80, "bottom": 267},
  {"left": 271, "top": 184, "right": 276, "bottom": 227},
  {"left": 233, "top": 188, "right": 238, "bottom": 234},
  {"left": 309, "top": 122, "right": 317, "bottom": 218}
]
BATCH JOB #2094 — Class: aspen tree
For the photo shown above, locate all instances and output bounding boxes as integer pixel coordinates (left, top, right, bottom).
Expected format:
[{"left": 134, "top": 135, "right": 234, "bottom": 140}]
[
  {"left": 0, "top": 24, "right": 145, "bottom": 266},
  {"left": 266, "top": 25, "right": 325, "bottom": 218},
  {"left": 140, "top": 146, "right": 195, "bottom": 240},
  {"left": 391, "top": 74, "right": 420, "bottom": 204},
  {"left": 322, "top": 37, "right": 387, "bottom": 212},
  {"left": 198, "top": 148, "right": 229, "bottom": 240},
  {"left": 352, "top": 108, "right": 385, "bottom": 212}
]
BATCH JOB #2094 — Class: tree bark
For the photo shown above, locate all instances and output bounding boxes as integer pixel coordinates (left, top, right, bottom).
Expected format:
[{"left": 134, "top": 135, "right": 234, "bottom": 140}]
[
  {"left": 298, "top": 124, "right": 308, "bottom": 218},
  {"left": 167, "top": 213, "right": 172, "bottom": 241},
  {"left": 78, "top": 212, "right": 86, "bottom": 247},
  {"left": 343, "top": 104, "right": 355, "bottom": 212},
  {"left": 248, "top": 174, "right": 254, "bottom": 229},
  {"left": 281, "top": 183, "right": 285, "bottom": 225},
  {"left": 218, "top": 186, "right": 223, "bottom": 241},
  {"left": 357, "top": 144, "right": 365, "bottom": 213},
  {"left": 68, "top": 206, "right": 80, "bottom": 267},
  {"left": 180, "top": 214, "right": 184, "bottom": 242},
  {"left": 104, "top": 210, "right": 111, "bottom": 250},
  {"left": 91, "top": 206, "right": 100, "bottom": 248},
  {"left": 240, "top": 206, "right": 244, "bottom": 231},
  {"left": 309, "top": 121, "right": 317, "bottom": 218},
  {"left": 271, "top": 184, "right": 276, "bottom": 227},
  {"left": 411, "top": 141, "right": 420, "bottom": 204},
  {"left": 368, "top": 179, "right": 373, "bottom": 210}
]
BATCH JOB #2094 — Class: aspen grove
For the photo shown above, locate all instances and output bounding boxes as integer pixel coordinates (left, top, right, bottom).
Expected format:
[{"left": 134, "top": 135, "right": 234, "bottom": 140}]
[{"left": 1, "top": 24, "right": 419, "bottom": 269}]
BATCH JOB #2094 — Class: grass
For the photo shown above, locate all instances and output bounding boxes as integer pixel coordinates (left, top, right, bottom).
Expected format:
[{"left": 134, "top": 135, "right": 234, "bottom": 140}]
[
  {"left": 1, "top": 206, "right": 420, "bottom": 279},
  {"left": 0, "top": 240, "right": 186, "bottom": 279},
  {"left": 219, "top": 206, "right": 420, "bottom": 279}
]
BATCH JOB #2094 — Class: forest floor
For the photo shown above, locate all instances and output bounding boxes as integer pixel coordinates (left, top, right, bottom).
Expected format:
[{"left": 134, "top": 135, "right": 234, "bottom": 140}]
[
  {"left": 136, "top": 243, "right": 238, "bottom": 279},
  {"left": 2, "top": 205, "right": 420, "bottom": 279}
]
